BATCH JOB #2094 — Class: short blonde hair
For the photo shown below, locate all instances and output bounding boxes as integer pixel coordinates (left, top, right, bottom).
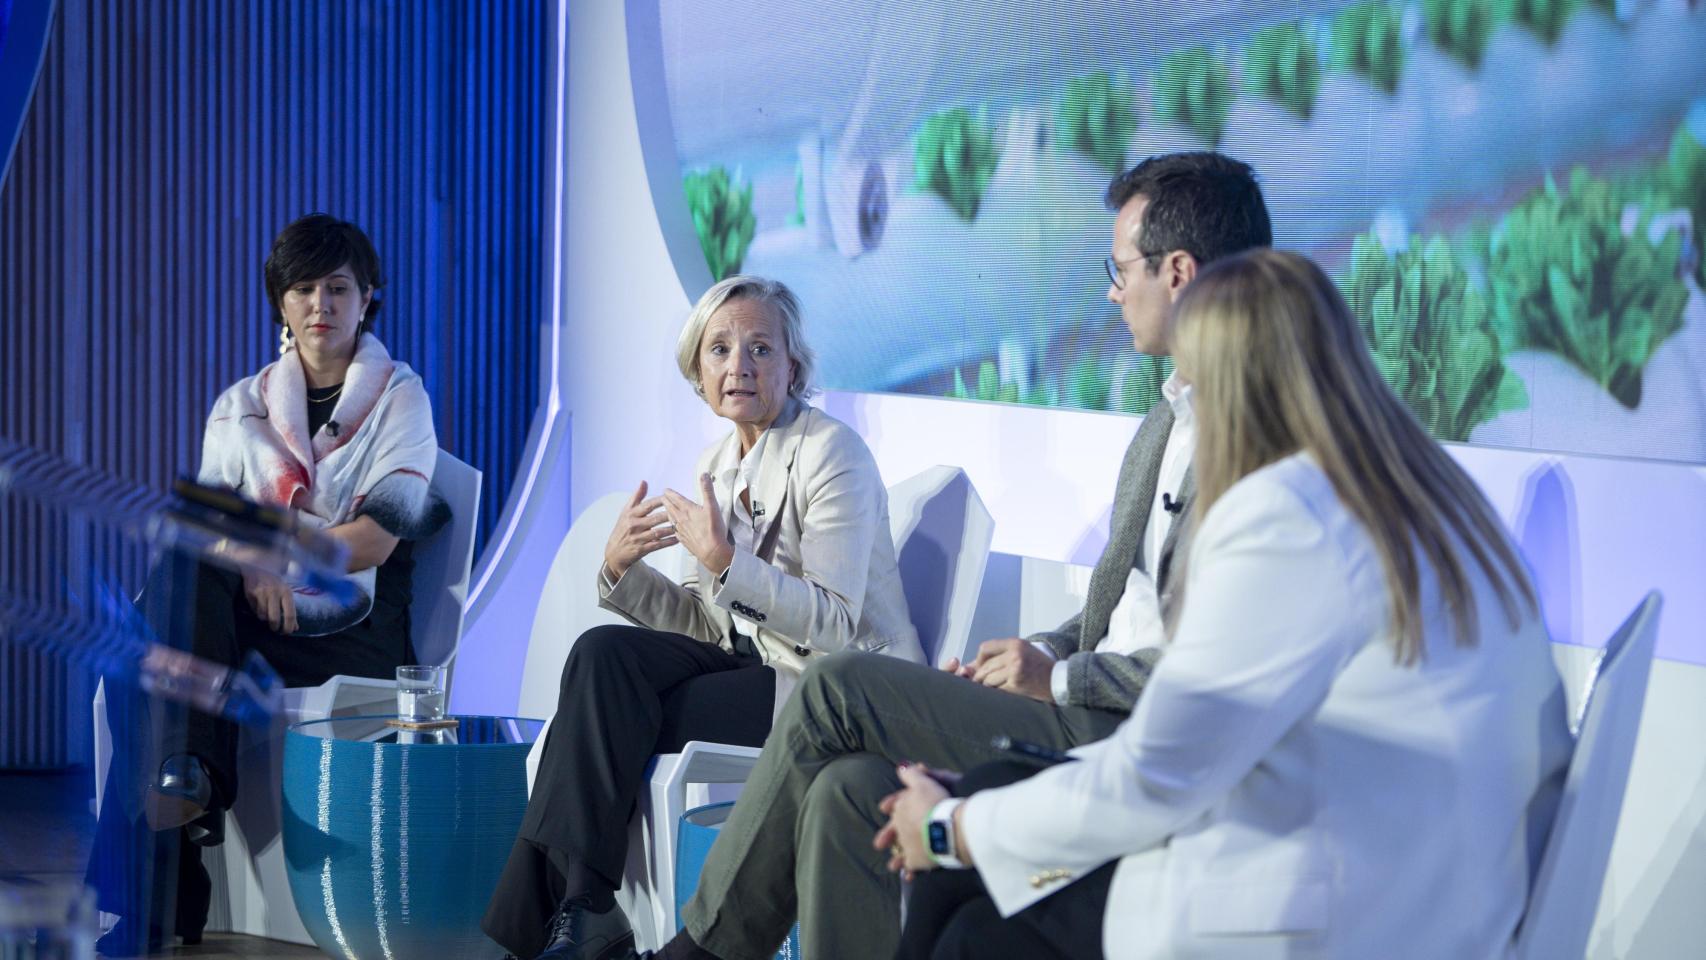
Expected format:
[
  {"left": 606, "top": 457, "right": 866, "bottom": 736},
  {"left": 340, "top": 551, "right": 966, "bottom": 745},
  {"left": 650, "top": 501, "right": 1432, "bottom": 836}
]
[{"left": 675, "top": 275, "right": 818, "bottom": 400}]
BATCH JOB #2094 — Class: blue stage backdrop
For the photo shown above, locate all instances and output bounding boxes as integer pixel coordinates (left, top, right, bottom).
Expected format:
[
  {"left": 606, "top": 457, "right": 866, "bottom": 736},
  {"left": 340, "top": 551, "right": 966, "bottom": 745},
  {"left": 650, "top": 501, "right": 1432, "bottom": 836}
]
[{"left": 0, "top": 0, "right": 553, "bottom": 768}]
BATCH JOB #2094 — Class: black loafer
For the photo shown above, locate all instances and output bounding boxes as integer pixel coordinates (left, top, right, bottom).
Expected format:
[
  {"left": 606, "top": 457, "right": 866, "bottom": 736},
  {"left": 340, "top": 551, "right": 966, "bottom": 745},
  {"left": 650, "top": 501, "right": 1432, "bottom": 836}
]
[
  {"left": 536, "top": 898, "right": 634, "bottom": 960},
  {"left": 184, "top": 803, "right": 226, "bottom": 847},
  {"left": 144, "top": 753, "right": 214, "bottom": 832}
]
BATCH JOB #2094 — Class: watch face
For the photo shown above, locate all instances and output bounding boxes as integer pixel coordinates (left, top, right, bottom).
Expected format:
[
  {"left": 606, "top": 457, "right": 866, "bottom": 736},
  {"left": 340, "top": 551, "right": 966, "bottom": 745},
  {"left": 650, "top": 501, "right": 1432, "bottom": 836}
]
[{"left": 928, "top": 820, "right": 951, "bottom": 856}]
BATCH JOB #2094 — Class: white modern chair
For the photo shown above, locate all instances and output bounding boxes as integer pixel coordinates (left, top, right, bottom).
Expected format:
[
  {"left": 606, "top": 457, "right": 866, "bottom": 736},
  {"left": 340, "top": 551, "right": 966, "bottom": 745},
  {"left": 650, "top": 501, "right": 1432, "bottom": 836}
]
[
  {"left": 276, "top": 450, "right": 484, "bottom": 720},
  {"left": 92, "top": 450, "right": 482, "bottom": 943},
  {"left": 516, "top": 491, "right": 644, "bottom": 736},
  {"left": 1513, "top": 591, "right": 1662, "bottom": 959},
  {"left": 883, "top": 465, "right": 995, "bottom": 668},
  {"left": 522, "top": 466, "right": 994, "bottom": 949},
  {"left": 206, "top": 449, "right": 481, "bottom": 941}
]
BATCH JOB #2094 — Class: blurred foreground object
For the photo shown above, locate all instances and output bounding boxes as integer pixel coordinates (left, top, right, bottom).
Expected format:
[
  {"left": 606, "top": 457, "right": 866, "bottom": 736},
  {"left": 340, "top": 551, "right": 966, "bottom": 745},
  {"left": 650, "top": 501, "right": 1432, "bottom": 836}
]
[
  {"left": 0, "top": 437, "right": 349, "bottom": 591},
  {"left": 0, "top": 436, "right": 353, "bottom": 725},
  {"left": 0, "top": 882, "right": 97, "bottom": 959}
]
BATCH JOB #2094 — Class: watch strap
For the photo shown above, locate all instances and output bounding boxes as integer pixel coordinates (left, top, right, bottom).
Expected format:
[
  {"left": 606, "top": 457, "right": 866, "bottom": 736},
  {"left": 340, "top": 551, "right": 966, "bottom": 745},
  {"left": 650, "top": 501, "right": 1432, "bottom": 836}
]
[{"left": 926, "top": 797, "right": 967, "bottom": 869}]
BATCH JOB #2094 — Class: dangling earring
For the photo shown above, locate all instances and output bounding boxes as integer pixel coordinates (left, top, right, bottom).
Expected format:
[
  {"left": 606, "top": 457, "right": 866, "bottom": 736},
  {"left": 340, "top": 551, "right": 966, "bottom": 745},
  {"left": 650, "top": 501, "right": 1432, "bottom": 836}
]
[{"left": 278, "top": 325, "right": 294, "bottom": 356}]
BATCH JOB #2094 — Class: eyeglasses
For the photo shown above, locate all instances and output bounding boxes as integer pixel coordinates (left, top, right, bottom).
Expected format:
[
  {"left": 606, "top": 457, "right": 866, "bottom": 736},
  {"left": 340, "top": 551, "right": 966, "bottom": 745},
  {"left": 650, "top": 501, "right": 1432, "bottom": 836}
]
[{"left": 1104, "top": 251, "right": 1165, "bottom": 290}]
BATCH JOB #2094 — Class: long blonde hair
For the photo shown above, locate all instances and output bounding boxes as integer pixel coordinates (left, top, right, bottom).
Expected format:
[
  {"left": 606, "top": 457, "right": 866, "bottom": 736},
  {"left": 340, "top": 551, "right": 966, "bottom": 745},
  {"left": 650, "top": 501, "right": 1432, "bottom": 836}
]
[{"left": 1170, "top": 249, "right": 1535, "bottom": 662}]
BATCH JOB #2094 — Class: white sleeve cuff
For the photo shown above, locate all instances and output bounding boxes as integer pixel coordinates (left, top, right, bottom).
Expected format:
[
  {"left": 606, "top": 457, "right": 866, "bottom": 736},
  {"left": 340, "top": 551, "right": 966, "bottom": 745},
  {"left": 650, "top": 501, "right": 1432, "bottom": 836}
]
[
  {"left": 1029, "top": 640, "right": 1058, "bottom": 661},
  {"left": 597, "top": 562, "right": 621, "bottom": 597},
  {"left": 958, "top": 790, "right": 1045, "bottom": 916},
  {"left": 1049, "top": 660, "right": 1070, "bottom": 705}
]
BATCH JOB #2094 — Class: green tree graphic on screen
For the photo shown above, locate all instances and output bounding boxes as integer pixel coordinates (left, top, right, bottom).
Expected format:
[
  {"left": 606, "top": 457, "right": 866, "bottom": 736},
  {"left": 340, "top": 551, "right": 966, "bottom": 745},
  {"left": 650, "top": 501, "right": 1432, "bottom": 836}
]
[
  {"left": 1330, "top": 2, "right": 1405, "bottom": 94},
  {"left": 1056, "top": 71, "right": 1139, "bottom": 174},
  {"left": 684, "top": 166, "right": 756, "bottom": 282},
  {"left": 1244, "top": 22, "right": 1323, "bottom": 119},
  {"left": 1152, "top": 46, "right": 1233, "bottom": 146},
  {"left": 1485, "top": 169, "right": 1689, "bottom": 409},
  {"left": 914, "top": 107, "right": 1001, "bottom": 221},
  {"left": 1344, "top": 234, "right": 1527, "bottom": 441}
]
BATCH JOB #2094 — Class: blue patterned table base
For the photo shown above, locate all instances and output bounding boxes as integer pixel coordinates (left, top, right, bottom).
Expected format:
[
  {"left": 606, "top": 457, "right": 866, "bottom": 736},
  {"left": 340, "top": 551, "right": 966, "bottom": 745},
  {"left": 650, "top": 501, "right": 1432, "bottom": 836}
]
[{"left": 282, "top": 716, "right": 539, "bottom": 960}]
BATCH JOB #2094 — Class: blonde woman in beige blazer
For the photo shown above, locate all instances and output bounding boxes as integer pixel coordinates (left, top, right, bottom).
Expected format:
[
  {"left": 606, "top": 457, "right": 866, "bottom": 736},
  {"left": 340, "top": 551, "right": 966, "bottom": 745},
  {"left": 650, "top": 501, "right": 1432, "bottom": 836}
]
[{"left": 484, "top": 276, "right": 920, "bottom": 960}]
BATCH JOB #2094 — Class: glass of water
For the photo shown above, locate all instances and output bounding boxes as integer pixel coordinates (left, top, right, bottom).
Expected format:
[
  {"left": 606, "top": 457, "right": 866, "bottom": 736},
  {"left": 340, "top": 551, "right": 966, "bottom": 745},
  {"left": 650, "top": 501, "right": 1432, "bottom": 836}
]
[{"left": 396, "top": 665, "right": 446, "bottom": 722}]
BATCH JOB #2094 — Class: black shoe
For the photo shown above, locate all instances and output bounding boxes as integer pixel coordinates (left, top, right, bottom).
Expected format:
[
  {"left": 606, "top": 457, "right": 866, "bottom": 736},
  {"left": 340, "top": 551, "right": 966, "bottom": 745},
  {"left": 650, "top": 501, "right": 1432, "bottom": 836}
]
[
  {"left": 646, "top": 928, "right": 723, "bottom": 960},
  {"left": 184, "top": 805, "right": 225, "bottom": 848},
  {"left": 144, "top": 754, "right": 213, "bottom": 832},
  {"left": 535, "top": 898, "right": 634, "bottom": 960}
]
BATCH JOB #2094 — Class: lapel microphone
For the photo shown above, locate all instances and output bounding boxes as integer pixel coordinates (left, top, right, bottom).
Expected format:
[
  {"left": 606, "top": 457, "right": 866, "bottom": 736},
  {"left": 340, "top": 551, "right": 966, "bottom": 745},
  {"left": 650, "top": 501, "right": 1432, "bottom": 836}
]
[
  {"left": 752, "top": 500, "right": 765, "bottom": 519},
  {"left": 1162, "top": 492, "right": 1184, "bottom": 515},
  {"left": 327, "top": 420, "right": 341, "bottom": 437}
]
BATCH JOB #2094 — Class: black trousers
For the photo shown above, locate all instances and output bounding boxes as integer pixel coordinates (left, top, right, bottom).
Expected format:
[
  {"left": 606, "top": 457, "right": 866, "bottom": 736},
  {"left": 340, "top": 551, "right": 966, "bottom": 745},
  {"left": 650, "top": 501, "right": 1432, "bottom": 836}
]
[
  {"left": 183, "top": 559, "right": 411, "bottom": 801},
  {"left": 898, "top": 760, "right": 1115, "bottom": 960},
  {"left": 88, "top": 554, "right": 410, "bottom": 939},
  {"left": 482, "top": 624, "right": 776, "bottom": 959}
]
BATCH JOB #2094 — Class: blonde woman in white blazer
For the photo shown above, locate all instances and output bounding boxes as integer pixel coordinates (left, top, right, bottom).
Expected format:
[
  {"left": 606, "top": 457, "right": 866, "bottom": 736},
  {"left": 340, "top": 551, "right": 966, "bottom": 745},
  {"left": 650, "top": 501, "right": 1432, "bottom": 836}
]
[
  {"left": 881, "top": 250, "right": 1572, "bottom": 960},
  {"left": 485, "top": 276, "right": 921, "bottom": 960}
]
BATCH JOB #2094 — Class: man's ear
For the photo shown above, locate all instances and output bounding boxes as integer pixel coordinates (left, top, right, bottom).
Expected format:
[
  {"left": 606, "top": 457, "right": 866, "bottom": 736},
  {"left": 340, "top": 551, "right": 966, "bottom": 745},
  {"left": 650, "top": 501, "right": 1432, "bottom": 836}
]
[{"left": 1166, "top": 251, "right": 1198, "bottom": 297}]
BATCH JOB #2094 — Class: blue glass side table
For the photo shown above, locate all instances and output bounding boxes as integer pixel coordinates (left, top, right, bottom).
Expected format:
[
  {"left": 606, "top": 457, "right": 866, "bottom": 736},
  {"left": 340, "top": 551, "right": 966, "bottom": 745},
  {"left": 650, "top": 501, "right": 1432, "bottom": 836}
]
[{"left": 282, "top": 715, "right": 544, "bottom": 960}]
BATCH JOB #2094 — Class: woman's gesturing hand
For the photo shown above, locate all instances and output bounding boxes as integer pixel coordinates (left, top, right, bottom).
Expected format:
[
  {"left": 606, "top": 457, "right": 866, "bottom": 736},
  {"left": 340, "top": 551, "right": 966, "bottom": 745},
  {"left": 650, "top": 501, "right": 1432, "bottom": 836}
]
[
  {"left": 603, "top": 481, "right": 677, "bottom": 581},
  {"left": 663, "top": 473, "right": 735, "bottom": 577},
  {"left": 243, "top": 569, "right": 299, "bottom": 635}
]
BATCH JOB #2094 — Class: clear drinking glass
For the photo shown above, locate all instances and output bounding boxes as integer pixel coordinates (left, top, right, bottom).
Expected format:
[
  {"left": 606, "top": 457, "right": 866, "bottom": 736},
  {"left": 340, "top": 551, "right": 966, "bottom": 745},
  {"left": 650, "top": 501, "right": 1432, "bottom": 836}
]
[{"left": 395, "top": 665, "right": 446, "bottom": 722}]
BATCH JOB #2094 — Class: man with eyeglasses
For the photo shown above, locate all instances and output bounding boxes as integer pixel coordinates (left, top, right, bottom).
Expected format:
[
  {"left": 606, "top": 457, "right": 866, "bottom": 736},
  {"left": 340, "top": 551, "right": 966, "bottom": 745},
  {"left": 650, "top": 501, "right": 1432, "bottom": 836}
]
[{"left": 640, "top": 152, "right": 1274, "bottom": 960}]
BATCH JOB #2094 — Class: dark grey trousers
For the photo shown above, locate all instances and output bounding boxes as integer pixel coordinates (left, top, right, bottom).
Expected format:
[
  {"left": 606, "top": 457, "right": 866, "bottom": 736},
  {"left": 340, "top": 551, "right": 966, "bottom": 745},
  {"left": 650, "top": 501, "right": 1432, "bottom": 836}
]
[{"left": 681, "top": 652, "right": 1126, "bottom": 960}]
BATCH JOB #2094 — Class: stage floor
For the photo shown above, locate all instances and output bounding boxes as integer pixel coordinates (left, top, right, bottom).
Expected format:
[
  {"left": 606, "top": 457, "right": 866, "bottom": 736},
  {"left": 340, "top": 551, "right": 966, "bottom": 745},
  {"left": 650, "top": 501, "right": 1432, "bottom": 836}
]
[{"left": 0, "top": 769, "right": 319, "bottom": 958}]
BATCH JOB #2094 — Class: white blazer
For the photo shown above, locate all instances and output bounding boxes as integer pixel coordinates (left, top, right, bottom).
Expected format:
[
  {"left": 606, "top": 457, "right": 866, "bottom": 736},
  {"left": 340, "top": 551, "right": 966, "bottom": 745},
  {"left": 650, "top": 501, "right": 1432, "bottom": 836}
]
[
  {"left": 600, "top": 401, "right": 924, "bottom": 716},
  {"left": 961, "top": 453, "right": 1572, "bottom": 960}
]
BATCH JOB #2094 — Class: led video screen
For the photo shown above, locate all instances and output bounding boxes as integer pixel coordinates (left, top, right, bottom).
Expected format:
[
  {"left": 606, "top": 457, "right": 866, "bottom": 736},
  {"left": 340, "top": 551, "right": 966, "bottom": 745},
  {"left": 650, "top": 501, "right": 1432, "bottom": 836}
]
[{"left": 651, "top": 0, "right": 1706, "bottom": 462}]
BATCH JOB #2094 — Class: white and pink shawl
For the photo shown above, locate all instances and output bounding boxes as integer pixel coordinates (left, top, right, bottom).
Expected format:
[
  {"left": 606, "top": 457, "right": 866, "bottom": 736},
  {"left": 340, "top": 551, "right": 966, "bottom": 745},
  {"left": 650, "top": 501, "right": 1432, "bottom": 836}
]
[{"left": 198, "top": 333, "right": 444, "bottom": 636}]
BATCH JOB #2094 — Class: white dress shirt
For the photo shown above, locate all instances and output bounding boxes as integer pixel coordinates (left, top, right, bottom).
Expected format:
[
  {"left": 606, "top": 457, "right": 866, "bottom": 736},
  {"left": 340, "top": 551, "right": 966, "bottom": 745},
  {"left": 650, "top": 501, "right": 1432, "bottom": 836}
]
[
  {"left": 1141, "top": 370, "right": 1195, "bottom": 578},
  {"left": 1040, "top": 371, "right": 1194, "bottom": 702},
  {"left": 716, "top": 429, "right": 769, "bottom": 642}
]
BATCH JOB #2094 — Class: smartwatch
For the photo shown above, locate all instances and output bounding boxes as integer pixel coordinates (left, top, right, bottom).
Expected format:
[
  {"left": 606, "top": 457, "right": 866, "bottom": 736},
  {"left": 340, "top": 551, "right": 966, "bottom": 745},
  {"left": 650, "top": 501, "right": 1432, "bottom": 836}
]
[{"left": 925, "top": 798, "right": 967, "bottom": 869}]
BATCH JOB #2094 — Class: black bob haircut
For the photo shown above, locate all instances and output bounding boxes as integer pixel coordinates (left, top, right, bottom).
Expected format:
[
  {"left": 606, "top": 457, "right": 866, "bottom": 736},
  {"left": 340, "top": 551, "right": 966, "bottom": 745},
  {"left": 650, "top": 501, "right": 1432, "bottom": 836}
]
[
  {"left": 1105, "top": 152, "right": 1273, "bottom": 270},
  {"left": 263, "top": 214, "right": 386, "bottom": 328}
]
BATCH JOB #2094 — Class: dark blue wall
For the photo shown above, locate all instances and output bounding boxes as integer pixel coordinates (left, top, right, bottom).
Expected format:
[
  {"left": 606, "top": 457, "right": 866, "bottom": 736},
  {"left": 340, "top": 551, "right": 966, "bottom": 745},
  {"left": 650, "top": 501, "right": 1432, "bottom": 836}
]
[{"left": 0, "top": 0, "right": 553, "bottom": 767}]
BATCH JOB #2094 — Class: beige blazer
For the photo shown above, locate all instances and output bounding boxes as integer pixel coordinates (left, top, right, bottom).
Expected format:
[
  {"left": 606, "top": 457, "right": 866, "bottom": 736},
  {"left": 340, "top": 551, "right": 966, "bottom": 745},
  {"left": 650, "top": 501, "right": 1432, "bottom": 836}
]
[{"left": 599, "top": 401, "right": 923, "bottom": 716}]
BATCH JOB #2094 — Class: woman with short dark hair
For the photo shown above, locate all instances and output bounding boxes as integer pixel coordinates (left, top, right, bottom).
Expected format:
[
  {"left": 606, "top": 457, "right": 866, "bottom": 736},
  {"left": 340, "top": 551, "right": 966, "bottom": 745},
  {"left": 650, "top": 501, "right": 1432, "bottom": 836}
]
[{"left": 91, "top": 214, "right": 446, "bottom": 956}]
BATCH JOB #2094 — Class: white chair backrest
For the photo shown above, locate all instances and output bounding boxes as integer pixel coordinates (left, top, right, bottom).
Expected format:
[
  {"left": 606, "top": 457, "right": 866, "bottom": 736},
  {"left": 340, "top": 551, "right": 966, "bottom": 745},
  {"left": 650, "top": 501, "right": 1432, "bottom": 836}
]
[
  {"left": 410, "top": 449, "right": 482, "bottom": 671},
  {"left": 517, "top": 492, "right": 697, "bottom": 721},
  {"left": 1514, "top": 591, "right": 1663, "bottom": 959},
  {"left": 886, "top": 466, "right": 994, "bottom": 668}
]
